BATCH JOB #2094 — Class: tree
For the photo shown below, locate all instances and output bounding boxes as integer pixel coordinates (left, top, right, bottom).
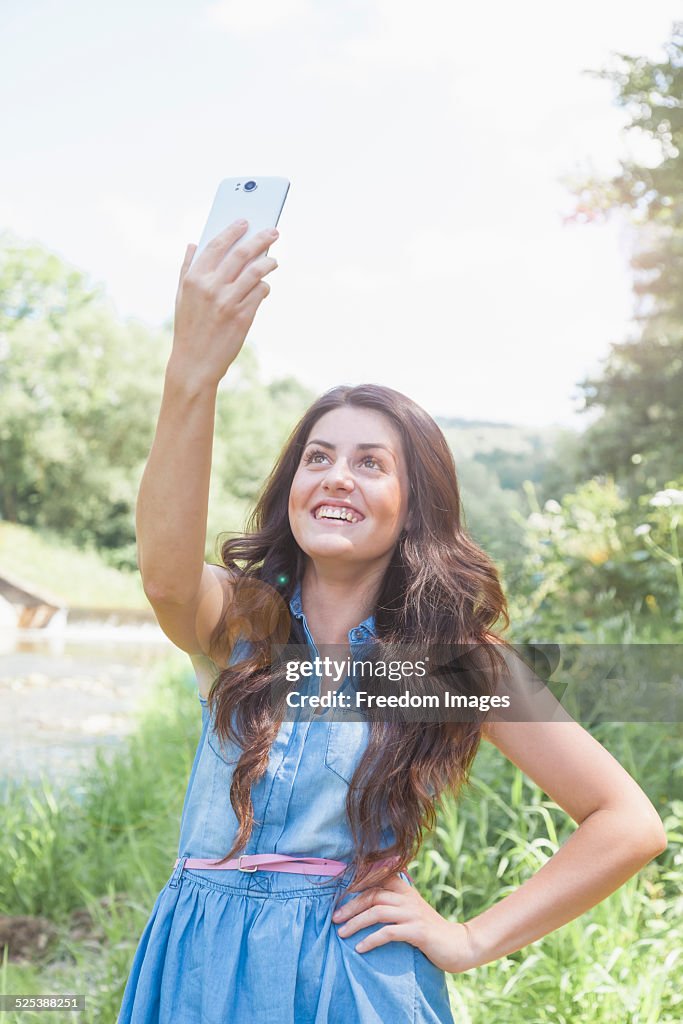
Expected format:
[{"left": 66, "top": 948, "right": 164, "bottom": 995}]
[
  {"left": 568, "top": 22, "right": 683, "bottom": 497},
  {"left": 0, "top": 234, "right": 316, "bottom": 569},
  {"left": 0, "top": 235, "right": 170, "bottom": 557}
]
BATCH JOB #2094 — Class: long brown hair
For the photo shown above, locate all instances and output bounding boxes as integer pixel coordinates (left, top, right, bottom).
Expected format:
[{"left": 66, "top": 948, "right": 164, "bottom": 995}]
[{"left": 207, "top": 384, "right": 511, "bottom": 900}]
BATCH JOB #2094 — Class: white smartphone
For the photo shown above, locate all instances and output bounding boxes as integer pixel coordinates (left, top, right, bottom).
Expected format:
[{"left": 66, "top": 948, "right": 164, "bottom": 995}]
[{"left": 190, "top": 176, "right": 290, "bottom": 267}]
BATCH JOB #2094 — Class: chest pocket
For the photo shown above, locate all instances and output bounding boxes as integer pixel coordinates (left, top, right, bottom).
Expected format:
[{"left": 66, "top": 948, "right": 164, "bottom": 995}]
[{"left": 324, "top": 719, "right": 370, "bottom": 785}]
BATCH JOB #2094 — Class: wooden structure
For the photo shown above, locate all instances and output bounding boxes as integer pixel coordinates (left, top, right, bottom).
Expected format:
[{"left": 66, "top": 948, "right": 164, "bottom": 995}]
[{"left": 0, "top": 569, "right": 65, "bottom": 628}]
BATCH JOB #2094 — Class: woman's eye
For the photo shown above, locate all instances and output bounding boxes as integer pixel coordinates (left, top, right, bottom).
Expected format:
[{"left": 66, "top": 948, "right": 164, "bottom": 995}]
[
  {"left": 303, "top": 450, "right": 382, "bottom": 469},
  {"left": 304, "top": 449, "right": 328, "bottom": 464}
]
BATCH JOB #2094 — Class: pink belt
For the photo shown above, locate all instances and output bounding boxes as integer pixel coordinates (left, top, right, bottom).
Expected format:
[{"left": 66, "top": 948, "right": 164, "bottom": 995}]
[{"left": 171, "top": 853, "right": 412, "bottom": 881}]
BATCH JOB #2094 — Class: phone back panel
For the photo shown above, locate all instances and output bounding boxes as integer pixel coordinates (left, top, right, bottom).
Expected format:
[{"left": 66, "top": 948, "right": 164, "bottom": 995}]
[{"left": 191, "top": 177, "right": 289, "bottom": 265}]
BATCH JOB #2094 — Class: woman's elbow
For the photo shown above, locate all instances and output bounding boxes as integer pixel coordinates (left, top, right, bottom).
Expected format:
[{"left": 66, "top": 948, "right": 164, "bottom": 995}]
[
  {"left": 631, "top": 808, "right": 668, "bottom": 862},
  {"left": 603, "top": 800, "right": 668, "bottom": 869},
  {"left": 643, "top": 821, "right": 668, "bottom": 859}
]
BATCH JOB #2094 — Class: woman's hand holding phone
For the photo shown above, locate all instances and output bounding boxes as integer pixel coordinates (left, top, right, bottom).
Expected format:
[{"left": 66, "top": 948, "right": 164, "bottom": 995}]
[{"left": 169, "top": 219, "right": 279, "bottom": 390}]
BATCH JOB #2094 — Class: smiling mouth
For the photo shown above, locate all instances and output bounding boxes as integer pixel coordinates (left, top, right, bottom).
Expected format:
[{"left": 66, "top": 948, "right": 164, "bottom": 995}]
[{"left": 311, "top": 506, "right": 364, "bottom": 524}]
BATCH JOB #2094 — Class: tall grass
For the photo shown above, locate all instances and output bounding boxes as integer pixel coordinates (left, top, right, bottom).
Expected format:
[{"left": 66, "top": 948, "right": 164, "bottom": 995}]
[
  {"left": 415, "top": 730, "right": 682, "bottom": 1022},
  {"left": 1, "top": 664, "right": 680, "bottom": 1023}
]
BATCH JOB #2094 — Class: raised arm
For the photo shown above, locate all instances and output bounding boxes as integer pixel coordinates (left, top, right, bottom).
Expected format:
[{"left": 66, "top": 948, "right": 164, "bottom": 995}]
[{"left": 135, "top": 220, "right": 279, "bottom": 657}]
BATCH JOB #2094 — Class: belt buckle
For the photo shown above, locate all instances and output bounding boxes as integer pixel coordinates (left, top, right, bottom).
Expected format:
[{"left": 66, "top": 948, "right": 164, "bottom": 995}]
[{"left": 238, "top": 855, "right": 258, "bottom": 873}]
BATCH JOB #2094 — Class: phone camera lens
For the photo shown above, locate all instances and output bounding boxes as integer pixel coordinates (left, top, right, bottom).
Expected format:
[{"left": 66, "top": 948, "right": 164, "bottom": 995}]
[{"left": 244, "top": 180, "right": 257, "bottom": 192}]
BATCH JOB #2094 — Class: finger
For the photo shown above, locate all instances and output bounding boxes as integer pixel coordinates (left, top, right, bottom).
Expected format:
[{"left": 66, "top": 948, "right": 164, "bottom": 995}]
[
  {"left": 226, "top": 255, "right": 278, "bottom": 305},
  {"left": 355, "top": 924, "right": 411, "bottom": 954},
  {"left": 234, "top": 277, "right": 271, "bottom": 315},
  {"left": 226, "top": 279, "right": 271, "bottom": 331},
  {"left": 215, "top": 227, "right": 279, "bottom": 284},
  {"left": 195, "top": 219, "right": 250, "bottom": 272},
  {"left": 332, "top": 888, "right": 382, "bottom": 922},
  {"left": 178, "top": 244, "right": 197, "bottom": 285},
  {"left": 337, "top": 903, "right": 411, "bottom": 939},
  {"left": 337, "top": 874, "right": 410, "bottom": 916},
  {"left": 332, "top": 887, "right": 404, "bottom": 924}
]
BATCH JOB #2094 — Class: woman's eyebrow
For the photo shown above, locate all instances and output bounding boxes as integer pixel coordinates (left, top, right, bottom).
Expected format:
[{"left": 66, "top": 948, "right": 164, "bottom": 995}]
[{"left": 305, "top": 438, "right": 396, "bottom": 457}]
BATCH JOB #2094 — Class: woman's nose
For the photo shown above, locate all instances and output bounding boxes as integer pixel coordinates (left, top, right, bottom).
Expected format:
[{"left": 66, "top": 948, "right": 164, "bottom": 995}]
[{"left": 322, "top": 459, "right": 354, "bottom": 490}]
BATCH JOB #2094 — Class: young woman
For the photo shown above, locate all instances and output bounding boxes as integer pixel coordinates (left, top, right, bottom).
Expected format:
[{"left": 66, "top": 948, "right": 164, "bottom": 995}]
[{"left": 118, "top": 221, "right": 667, "bottom": 1023}]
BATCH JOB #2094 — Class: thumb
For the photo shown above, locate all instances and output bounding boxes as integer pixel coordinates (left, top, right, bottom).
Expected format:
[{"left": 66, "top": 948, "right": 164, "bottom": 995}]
[{"left": 179, "top": 243, "right": 197, "bottom": 283}]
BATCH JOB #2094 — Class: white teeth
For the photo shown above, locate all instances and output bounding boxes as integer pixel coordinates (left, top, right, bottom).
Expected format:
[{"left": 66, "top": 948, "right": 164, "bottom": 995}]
[{"left": 315, "top": 506, "right": 361, "bottom": 523}]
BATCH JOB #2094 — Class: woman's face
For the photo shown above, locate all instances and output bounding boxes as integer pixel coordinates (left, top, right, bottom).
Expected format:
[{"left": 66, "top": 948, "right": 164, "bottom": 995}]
[{"left": 288, "top": 405, "right": 411, "bottom": 570}]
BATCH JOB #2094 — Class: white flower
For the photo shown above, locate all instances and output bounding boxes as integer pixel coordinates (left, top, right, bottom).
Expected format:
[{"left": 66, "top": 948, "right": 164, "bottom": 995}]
[
  {"left": 634, "top": 524, "right": 652, "bottom": 536},
  {"left": 528, "top": 512, "right": 547, "bottom": 529},
  {"left": 650, "top": 488, "right": 683, "bottom": 507},
  {"left": 544, "top": 499, "right": 562, "bottom": 514}
]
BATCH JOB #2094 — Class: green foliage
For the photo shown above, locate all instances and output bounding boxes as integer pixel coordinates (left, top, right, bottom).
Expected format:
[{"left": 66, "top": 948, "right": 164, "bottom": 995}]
[
  {"left": 0, "top": 659, "right": 201, "bottom": 1023},
  {"left": 0, "top": 235, "right": 104, "bottom": 332},
  {"left": 451, "top": 457, "right": 526, "bottom": 573},
  {"left": 420, "top": 728, "right": 681, "bottom": 1022},
  {"left": 505, "top": 476, "right": 683, "bottom": 641},
  {"left": 208, "top": 367, "right": 316, "bottom": 552},
  {"left": 421, "top": 724, "right": 679, "bottom": 1019},
  {"left": 440, "top": 420, "right": 566, "bottom": 494},
  {"left": 0, "top": 669, "right": 679, "bottom": 1023},
  {"left": 0, "top": 520, "right": 147, "bottom": 608},
  {"left": 0, "top": 235, "right": 315, "bottom": 571},
  {"left": 2, "top": 22, "right": 682, "bottom": 1021},
  {"left": 0, "top": 657, "right": 198, "bottom": 921},
  {"left": 439, "top": 421, "right": 567, "bottom": 578},
  {"left": 575, "top": 336, "right": 683, "bottom": 499},
  {"left": 0, "top": 234, "right": 170, "bottom": 560},
  {"left": 565, "top": 22, "right": 683, "bottom": 497}
]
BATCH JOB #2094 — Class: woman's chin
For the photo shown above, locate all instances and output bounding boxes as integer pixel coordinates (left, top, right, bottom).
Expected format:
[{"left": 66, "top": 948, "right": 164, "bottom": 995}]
[
  {"left": 309, "top": 538, "right": 356, "bottom": 555},
  {"left": 297, "top": 534, "right": 360, "bottom": 559}
]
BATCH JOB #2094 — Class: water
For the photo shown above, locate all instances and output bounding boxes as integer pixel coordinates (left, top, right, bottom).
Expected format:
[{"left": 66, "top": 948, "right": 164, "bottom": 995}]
[{"left": 0, "top": 619, "right": 188, "bottom": 784}]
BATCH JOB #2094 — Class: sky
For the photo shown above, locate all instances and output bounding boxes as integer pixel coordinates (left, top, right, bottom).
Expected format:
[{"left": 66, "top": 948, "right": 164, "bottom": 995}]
[{"left": 1, "top": 0, "right": 679, "bottom": 428}]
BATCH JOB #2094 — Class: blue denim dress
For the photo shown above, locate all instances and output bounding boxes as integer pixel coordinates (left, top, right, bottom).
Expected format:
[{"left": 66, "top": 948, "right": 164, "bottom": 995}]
[{"left": 117, "top": 583, "right": 455, "bottom": 1023}]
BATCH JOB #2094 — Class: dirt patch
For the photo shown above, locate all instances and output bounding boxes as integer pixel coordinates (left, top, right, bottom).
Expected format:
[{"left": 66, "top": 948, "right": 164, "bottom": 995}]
[{"left": 0, "top": 895, "right": 132, "bottom": 964}]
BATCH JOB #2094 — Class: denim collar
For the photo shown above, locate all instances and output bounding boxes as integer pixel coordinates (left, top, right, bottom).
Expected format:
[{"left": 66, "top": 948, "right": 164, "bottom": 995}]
[{"left": 289, "top": 581, "right": 378, "bottom": 643}]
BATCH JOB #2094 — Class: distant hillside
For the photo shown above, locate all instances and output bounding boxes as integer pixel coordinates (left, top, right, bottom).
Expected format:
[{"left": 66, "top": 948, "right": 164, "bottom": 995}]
[{"left": 435, "top": 417, "right": 571, "bottom": 491}]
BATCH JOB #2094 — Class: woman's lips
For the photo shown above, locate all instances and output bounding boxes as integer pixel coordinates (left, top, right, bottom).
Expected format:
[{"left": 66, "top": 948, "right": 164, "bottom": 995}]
[{"left": 312, "top": 515, "right": 359, "bottom": 525}]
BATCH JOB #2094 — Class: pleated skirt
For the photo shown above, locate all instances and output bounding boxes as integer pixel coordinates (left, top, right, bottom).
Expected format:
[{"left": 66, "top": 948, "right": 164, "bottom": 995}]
[{"left": 117, "top": 866, "right": 455, "bottom": 1024}]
